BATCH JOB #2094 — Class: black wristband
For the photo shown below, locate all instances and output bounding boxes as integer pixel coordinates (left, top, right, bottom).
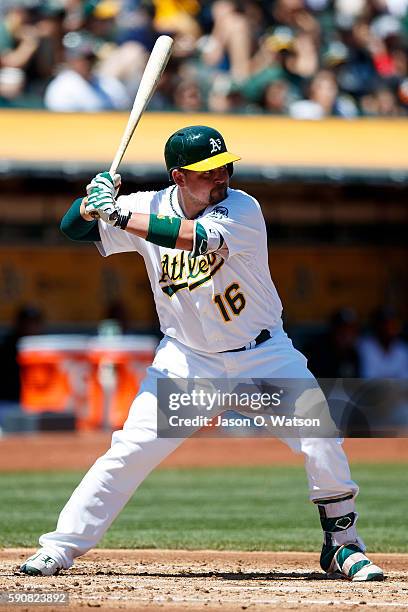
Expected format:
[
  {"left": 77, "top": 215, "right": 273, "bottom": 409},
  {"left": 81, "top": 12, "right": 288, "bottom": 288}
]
[{"left": 115, "top": 211, "right": 132, "bottom": 230}]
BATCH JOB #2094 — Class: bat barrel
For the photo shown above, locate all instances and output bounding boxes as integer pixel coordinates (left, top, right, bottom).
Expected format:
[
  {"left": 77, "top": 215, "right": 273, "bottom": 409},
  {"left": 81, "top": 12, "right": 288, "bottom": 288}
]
[{"left": 109, "top": 35, "right": 174, "bottom": 177}]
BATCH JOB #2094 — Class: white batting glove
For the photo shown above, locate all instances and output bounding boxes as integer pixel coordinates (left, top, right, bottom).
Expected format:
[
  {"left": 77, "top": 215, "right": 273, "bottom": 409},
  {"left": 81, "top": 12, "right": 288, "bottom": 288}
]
[
  {"left": 85, "top": 190, "right": 119, "bottom": 225},
  {"left": 86, "top": 171, "right": 121, "bottom": 199},
  {"left": 85, "top": 172, "right": 131, "bottom": 229}
]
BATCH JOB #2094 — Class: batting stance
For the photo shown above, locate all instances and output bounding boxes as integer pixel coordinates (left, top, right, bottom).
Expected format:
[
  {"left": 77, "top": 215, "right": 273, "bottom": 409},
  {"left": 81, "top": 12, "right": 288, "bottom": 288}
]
[{"left": 21, "top": 126, "right": 383, "bottom": 581}]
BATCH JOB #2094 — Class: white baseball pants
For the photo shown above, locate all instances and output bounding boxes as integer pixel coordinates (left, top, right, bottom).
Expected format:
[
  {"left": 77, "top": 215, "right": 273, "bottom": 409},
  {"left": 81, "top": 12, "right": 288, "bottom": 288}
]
[{"left": 40, "top": 326, "right": 358, "bottom": 569}]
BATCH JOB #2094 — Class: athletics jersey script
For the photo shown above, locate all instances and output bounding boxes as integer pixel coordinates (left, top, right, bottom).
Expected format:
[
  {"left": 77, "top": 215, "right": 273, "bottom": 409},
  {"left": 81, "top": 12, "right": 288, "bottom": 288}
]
[
  {"left": 96, "top": 186, "right": 282, "bottom": 353},
  {"left": 159, "top": 251, "right": 224, "bottom": 296}
]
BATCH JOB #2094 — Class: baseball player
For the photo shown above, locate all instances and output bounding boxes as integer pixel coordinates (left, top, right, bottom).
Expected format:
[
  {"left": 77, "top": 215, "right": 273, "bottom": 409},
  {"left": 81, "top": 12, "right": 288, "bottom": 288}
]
[{"left": 21, "top": 126, "right": 383, "bottom": 581}]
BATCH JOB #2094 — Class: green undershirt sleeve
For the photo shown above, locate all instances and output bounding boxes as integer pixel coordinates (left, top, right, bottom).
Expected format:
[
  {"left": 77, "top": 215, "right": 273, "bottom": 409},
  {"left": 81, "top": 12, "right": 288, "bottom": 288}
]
[{"left": 60, "top": 197, "right": 101, "bottom": 242}]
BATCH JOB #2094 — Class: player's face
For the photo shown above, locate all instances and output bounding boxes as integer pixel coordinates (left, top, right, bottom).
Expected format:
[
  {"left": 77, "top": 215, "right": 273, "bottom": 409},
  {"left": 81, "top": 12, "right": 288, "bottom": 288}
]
[{"left": 179, "top": 166, "right": 229, "bottom": 207}]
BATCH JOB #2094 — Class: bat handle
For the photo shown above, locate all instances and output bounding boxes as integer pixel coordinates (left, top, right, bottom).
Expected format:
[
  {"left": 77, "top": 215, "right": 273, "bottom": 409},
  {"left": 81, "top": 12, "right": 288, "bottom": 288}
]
[{"left": 109, "top": 161, "right": 118, "bottom": 177}]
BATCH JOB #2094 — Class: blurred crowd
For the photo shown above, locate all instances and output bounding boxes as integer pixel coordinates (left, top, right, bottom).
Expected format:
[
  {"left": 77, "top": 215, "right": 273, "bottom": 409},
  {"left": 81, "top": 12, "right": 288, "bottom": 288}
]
[
  {"left": 1, "top": 0, "right": 408, "bottom": 116},
  {"left": 304, "top": 306, "right": 408, "bottom": 378},
  {"left": 0, "top": 303, "right": 407, "bottom": 404}
]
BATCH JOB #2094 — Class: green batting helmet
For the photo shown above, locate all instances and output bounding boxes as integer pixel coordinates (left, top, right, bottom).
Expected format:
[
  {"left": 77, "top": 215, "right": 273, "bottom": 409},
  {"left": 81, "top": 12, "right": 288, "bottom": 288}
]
[{"left": 164, "top": 125, "right": 241, "bottom": 178}]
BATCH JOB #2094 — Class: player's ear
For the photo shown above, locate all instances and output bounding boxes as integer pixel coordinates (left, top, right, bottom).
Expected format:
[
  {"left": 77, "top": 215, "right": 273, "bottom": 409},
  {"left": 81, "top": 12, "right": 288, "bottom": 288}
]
[{"left": 172, "top": 169, "right": 185, "bottom": 187}]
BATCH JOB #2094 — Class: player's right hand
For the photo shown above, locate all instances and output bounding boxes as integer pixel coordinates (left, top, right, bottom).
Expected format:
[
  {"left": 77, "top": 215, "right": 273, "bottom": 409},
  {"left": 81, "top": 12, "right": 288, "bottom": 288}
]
[
  {"left": 86, "top": 172, "right": 121, "bottom": 199},
  {"left": 85, "top": 187, "right": 119, "bottom": 225}
]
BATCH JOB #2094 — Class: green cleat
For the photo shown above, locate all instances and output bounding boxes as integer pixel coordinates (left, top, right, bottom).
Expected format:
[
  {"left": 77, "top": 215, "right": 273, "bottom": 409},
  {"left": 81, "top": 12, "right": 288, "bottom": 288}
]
[
  {"left": 321, "top": 543, "right": 384, "bottom": 582},
  {"left": 20, "top": 550, "right": 61, "bottom": 577}
]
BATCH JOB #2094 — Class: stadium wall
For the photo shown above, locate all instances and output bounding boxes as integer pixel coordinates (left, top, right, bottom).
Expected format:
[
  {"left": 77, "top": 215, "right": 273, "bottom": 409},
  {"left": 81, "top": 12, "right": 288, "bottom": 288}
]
[{"left": 0, "top": 112, "right": 407, "bottom": 328}]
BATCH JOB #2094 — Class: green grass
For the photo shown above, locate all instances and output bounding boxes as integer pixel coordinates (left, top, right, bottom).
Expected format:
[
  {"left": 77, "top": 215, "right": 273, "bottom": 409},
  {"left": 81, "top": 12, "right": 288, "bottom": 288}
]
[{"left": 0, "top": 465, "right": 406, "bottom": 552}]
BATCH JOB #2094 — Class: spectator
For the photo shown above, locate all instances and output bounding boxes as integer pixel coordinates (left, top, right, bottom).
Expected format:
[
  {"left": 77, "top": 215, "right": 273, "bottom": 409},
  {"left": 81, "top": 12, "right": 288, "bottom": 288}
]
[
  {"left": 361, "top": 86, "right": 401, "bottom": 116},
  {"left": 335, "top": 19, "right": 380, "bottom": 99},
  {"left": 84, "top": 0, "right": 119, "bottom": 43},
  {"left": 334, "top": 0, "right": 365, "bottom": 29},
  {"left": 289, "top": 69, "right": 358, "bottom": 118},
  {"left": 1, "top": 0, "right": 406, "bottom": 116},
  {"left": 172, "top": 77, "right": 203, "bottom": 112},
  {"left": 0, "top": 67, "right": 25, "bottom": 105},
  {"left": 398, "top": 76, "right": 408, "bottom": 109},
  {"left": 200, "top": 0, "right": 253, "bottom": 82},
  {"left": 261, "top": 78, "right": 291, "bottom": 114},
  {"left": 384, "top": 0, "right": 408, "bottom": 17},
  {"left": 81, "top": 1, "right": 150, "bottom": 100},
  {"left": 268, "top": 0, "right": 321, "bottom": 37},
  {"left": 153, "top": 0, "right": 202, "bottom": 60},
  {"left": 370, "top": 15, "right": 403, "bottom": 80},
  {"left": 101, "top": 299, "right": 131, "bottom": 335},
  {"left": 0, "top": 5, "right": 40, "bottom": 86},
  {"left": 115, "top": 0, "right": 157, "bottom": 51},
  {"left": 44, "top": 31, "right": 129, "bottom": 111},
  {"left": 30, "top": 4, "right": 65, "bottom": 89},
  {"left": 241, "top": 28, "right": 292, "bottom": 100},
  {"left": 207, "top": 73, "right": 246, "bottom": 112},
  {"left": 0, "top": 4, "right": 46, "bottom": 105},
  {"left": 283, "top": 31, "right": 320, "bottom": 86},
  {"left": 359, "top": 307, "right": 408, "bottom": 378},
  {"left": 1, "top": 2, "right": 65, "bottom": 104},
  {"left": 0, "top": 305, "right": 44, "bottom": 402},
  {"left": 306, "top": 308, "right": 361, "bottom": 378}
]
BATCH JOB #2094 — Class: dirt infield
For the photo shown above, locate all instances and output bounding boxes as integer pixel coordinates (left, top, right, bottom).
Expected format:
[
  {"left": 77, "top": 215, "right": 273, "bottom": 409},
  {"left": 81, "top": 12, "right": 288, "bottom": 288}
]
[
  {"left": 1, "top": 436, "right": 406, "bottom": 610},
  {"left": 1, "top": 549, "right": 407, "bottom": 611},
  {"left": 0, "top": 433, "right": 407, "bottom": 471}
]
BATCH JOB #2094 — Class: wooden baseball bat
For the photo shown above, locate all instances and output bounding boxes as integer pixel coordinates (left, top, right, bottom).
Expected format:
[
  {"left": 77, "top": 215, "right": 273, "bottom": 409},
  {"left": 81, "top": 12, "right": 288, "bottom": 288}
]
[{"left": 109, "top": 35, "right": 174, "bottom": 176}]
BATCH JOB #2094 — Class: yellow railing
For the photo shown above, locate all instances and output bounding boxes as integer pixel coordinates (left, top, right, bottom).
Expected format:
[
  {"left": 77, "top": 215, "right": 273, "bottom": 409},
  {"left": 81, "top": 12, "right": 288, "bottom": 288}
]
[{"left": 1, "top": 110, "right": 408, "bottom": 170}]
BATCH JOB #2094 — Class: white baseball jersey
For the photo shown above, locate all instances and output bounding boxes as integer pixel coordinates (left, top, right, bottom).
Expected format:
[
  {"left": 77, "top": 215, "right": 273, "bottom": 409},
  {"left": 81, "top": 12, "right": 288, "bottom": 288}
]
[
  {"left": 96, "top": 186, "right": 282, "bottom": 353},
  {"left": 38, "top": 178, "right": 360, "bottom": 574}
]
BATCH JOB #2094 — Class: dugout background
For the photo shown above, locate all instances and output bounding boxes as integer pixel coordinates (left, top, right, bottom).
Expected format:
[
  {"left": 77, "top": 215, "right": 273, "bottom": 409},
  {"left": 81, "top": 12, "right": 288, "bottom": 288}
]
[{"left": 0, "top": 111, "right": 407, "bottom": 339}]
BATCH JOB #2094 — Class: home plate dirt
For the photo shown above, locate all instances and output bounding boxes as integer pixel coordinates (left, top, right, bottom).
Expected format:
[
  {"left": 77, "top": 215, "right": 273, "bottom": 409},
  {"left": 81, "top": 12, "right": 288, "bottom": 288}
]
[{"left": 1, "top": 549, "right": 407, "bottom": 611}]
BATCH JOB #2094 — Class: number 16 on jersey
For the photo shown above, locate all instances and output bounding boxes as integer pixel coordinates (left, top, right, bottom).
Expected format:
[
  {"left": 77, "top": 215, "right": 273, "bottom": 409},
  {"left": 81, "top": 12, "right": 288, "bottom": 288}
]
[{"left": 213, "top": 282, "right": 246, "bottom": 322}]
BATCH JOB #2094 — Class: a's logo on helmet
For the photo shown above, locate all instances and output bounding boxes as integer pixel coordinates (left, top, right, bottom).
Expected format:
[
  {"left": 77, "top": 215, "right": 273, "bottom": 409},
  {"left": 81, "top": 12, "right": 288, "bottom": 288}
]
[{"left": 209, "top": 138, "right": 222, "bottom": 154}]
